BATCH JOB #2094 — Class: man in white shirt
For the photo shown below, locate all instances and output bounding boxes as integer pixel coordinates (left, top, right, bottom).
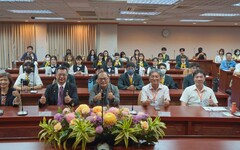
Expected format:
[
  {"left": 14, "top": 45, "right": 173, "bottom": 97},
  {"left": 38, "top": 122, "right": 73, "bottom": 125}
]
[
  {"left": 233, "top": 63, "right": 240, "bottom": 76},
  {"left": 14, "top": 62, "right": 43, "bottom": 91},
  {"left": 141, "top": 69, "right": 170, "bottom": 107},
  {"left": 180, "top": 70, "right": 218, "bottom": 106}
]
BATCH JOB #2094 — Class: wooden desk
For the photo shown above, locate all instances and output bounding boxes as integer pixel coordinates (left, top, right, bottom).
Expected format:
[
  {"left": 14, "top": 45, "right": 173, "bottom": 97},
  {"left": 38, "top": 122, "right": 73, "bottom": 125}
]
[
  {"left": 20, "top": 88, "right": 228, "bottom": 106},
  {"left": 1, "top": 138, "right": 240, "bottom": 150},
  {"left": 0, "top": 106, "right": 240, "bottom": 140},
  {"left": 231, "top": 75, "right": 240, "bottom": 108},
  {"left": 219, "top": 70, "right": 233, "bottom": 92},
  {"left": 6, "top": 68, "right": 45, "bottom": 74}
]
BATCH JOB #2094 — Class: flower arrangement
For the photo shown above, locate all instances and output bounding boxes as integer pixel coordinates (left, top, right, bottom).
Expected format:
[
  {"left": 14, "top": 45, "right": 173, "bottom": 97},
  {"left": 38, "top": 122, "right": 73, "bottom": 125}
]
[{"left": 39, "top": 104, "right": 166, "bottom": 150}]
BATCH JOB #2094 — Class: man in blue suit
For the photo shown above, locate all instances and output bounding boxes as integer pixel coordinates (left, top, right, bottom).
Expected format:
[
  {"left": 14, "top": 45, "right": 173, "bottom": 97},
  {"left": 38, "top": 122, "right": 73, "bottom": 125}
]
[{"left": 39, "top": 66, "right": 78, "bottom": 107}]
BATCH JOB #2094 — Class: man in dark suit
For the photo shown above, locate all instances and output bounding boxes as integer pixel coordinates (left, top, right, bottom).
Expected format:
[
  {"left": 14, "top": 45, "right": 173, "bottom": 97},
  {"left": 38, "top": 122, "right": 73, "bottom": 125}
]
[
  {"left": 89, "top": 71, "right": 119, "bottom": 107},
  {"left": 118, "top": 62, "right": 144, "bottom": 90},
  {"left": 183, "top": 62, "right": 200, "bottom": 89},
  {"left": 39, "top": 66, "right": 78, "bottom": 107},
  {"left": 159, "top": 63, "right": 177, "bottom": 89}
]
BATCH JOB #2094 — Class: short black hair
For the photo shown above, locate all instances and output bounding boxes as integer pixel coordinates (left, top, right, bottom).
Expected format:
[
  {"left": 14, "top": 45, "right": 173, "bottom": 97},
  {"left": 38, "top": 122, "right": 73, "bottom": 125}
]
[
  {"left": 193, "top": 69, "right": 206, "bottom": 78},
  {"left": 226, "top": 52, "right": 232, "bottom": 56},
  {"left": 161, "top": 47, "right": 167, "bottom": 51},
  {"left": 126, "top": 62, "right": 135, "bottom": 68},
  {"left": 233, "top": 49, "right": 239, "bottom": 55},
  {"left": 61, "top": 62, "right": 70, "bottom": 68},
  {"left": 56, "top": 66, "right": 68, "bottom": 73},
  {"left": 152, "top": 57, "right": 159, "bottom": 61},
  {"left": 45, "top": 54, "right": 51, "bottom": 58},
  {"left": 27, "top": 46, "right": 33, "bottom": 50},
  {"left": 159, "top": 63, "right": 166, "bottom": 68},
  {"left": 179, "top": 48, "right": 185, "bottom": 52},
  {"left": 51, "top": 55, "right": 57, "bottom": 61},
  {"left": 23, "top": 62, "right": 35, "bottom": 68},
  {"left": 76, "top": 55, "right": 82, "bottom": 60},
  {"left": 189, "top": 62, "right": 200, "bottom": 68},
  {"left": 114, "top": 52, "right": 120, "bottom": 56}
]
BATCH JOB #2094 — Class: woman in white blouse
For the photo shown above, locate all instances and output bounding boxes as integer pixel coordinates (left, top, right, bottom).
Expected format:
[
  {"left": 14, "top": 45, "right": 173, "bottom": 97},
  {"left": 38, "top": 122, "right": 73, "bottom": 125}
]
[{"left": 214, "top": 48, "right": 226, "bottom": 63}]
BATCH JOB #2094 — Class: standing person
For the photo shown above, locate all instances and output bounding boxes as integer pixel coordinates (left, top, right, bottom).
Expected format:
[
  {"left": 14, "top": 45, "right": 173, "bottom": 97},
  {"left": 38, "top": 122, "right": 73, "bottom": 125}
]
[
  {"left": 39, "top": 66, "right": 78, "bottom": 107},
  {"left": 214, "top": 49, "right": 226, "bottom": 63},
  {"left": 161, "top": 47, "right": 170, "bottom": 62},
  {"left": 118, "top": 62, "right": 144, "bottom": 90},
  {"left": 180, "top": 70, "right": 218, "bottom": 106},
  {"left": 194, "top": 47, "right": 207, "bottom": 60},
  {"left": 141, "top": 69, "right": 170, "bottom": 107},
  {"left": 220, "top": 52, "right": 236, "bottom": 71},
  {"left": 14, "top": 62, "right": 43, "bottom": 91},
  {"left": 87, "top": 49, "right": 97, "bottom": 62},
  {"left": 89, "top": 71, "right": 119, "bottom": 106},
  {"left": 176, "top": 48, "right": 188, "bottom": 63},
  {"left": 20, "top": 45, "right": 37, "bottom": 61},
  {"left": 0, "top": 72, "right": 21, "bottom": 106},
  {"left": 69, "top": 55, "right": 88, "bottom": 75}
]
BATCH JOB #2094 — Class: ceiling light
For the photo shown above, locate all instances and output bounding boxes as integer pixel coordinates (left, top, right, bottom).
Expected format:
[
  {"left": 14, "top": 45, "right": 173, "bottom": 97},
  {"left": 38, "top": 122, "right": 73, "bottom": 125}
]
[
  {"left": 120, "top": 11, "right": 160, "bottom": 15},
  {"left": 180, "top": 19, "right": 212, "bottom": 22},
  {"left": 0, "top": 0, "right": 34, "bottom": 2},
  {"left": 116, "top": 18, "right": 146, "bottom": 21},
  {"left": 8, "top": 10, "right": 53, "bottom": 14},
  {"left": 34, "top": 17, "right": 65, "bottom": 20},
  {"left": 200, "top": 13, "right": 240, "bottom": 17},
  {"left": 233, "top": 3, "right": 240, "bottom": 6},
  {"left": 127, "top": 0, "right": 180, "bottom": 5}
]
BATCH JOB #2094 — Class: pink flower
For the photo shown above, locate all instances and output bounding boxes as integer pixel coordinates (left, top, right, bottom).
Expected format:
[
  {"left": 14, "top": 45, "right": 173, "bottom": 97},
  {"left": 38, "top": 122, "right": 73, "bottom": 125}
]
[
  {"left": 107, "top": 107, "right": 120, "bottom": 115},
  {"left": 96, "top": 126, "right": 103, "bottom": 134},
  {"left": 66, "top": 112, "right": 75, "bottom": 123}
]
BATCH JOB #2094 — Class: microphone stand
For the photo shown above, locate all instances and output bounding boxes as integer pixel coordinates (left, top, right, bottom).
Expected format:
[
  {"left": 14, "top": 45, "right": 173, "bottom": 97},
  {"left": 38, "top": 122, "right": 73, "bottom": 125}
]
[
  {"left": 30, "top": 67, "right": 37, "bottom": 94},
  {"left": 17, "top": 79, "right": 28, "bottom": 116},
  {"left": 129, "top": 80, "right": 137, "bottom": 115}
]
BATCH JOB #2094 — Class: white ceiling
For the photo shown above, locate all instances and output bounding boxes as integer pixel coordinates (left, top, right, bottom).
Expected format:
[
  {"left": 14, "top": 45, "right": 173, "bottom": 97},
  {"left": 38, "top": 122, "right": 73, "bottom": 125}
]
[{"left": 0, "top": 0, "right": 240, "bottom": 26}]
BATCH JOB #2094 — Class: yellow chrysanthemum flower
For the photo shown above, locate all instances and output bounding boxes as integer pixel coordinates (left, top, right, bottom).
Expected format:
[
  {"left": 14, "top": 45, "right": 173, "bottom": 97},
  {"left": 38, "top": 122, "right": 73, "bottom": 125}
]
[
  {"left": 140, "top": 121, "right": 149, "bottom": 130},
  {"left": 103, "top": 112, "right": 117, "bottom": 126},
  {"left": 75, "top": 104, "right": 89, "bottom": 114},
  {"left": 54, "top": 122, "right": 62, "bottom": 132},
  {"left": 82, "top": 107, "right": 90, "bottom": 114},
  {"left": 70, "top": 118, "right": 79, "bottom": 126},
  {"left": 92, "top": 106, "right": 102, "bottom": 113}
]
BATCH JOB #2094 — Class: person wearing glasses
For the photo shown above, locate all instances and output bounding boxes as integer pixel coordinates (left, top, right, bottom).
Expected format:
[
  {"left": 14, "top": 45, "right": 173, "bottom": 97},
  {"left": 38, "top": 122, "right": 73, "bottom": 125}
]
[
  {"left": 38, "top": 66, "right": 78, "bottom": 107},
  {"left": 89, "top": 71, "right": 119, "bottom": 107}
]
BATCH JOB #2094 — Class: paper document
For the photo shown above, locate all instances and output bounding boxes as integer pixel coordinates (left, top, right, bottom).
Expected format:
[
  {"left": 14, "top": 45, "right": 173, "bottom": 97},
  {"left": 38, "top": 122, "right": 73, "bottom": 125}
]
[
  {"left": 158, "top": 112, "right": 171, "bottom": 117},
  {"left": 203, "top": 107, "right": 228, "bottom": 112}
]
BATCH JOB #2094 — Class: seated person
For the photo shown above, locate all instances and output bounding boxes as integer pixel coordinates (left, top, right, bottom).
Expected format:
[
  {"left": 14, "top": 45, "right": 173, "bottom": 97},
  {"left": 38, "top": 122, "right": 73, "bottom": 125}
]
[
  {"left": 176, "top": 48, "right": 188, "bottom": 63},
  {"left": 63, "top": 49, "right": 72, "bottom": 61},
  {"left": 120, "top": 51, "right": 129, "bottom": 62},
  {"left": 194, "top": 47, "right": 207, "bottom": 60},
  {"left": 69, "top": 55, "right": 88, "bottom": 75},
  {"left": 158, "top": 53, "right": 170, "bottom": 70},
  {"left": 183, "top": 62, "right": 200, "bottom": 89},
  {"left": 19, "top": 56, "right": 38, "bottom": 74},
  {"left": 214, "top": 48, "right": 226, "bottom": 63},
  {"left": 180, "top": 70, "right": 218, "bottom": 106},
  {"left": 175, "top": 55, "right": 190, "bottom": 69},
  {"left": 65, "top": 54, "right": 75, "bottom": 67},
  {"left": 92, "top": 53, "right": 106, "bottom": 68},
  {"left": 159, "top": 63, "right": 177, "bottom": 89},
  {"left": 39, "top": 66, "right": 78, "bottom": 107},
  {"left": 41, "top": 54, "right": 51, "bottom": 68},
  {"left": 118, "top": 62, "right": 144, "bottom": 90},
  {"left": 14, "top": 62, "right": 43, "bottom": 91},
  {"left": 60, "top": 62, "right": 76, "bottom": 85},
  {"left": 87, "top": 49, "right": 97, "bottom": 62},
  {"left": 138, "top": 53, "right": 149, "bottom": 71},
  {"left": 103, "top": 50, "right": 109, "bottom": 62},
  {"left": 20, "top": 45, "right": 37, "bottom": 61},
  {"left": 232, "top": 49, "right": 240, "bottom": 61},
  {"left": 130, "top": 56, "right": 141, "bottom": 74},
  {"left": 90, "top": 65, "right": 105, "bottom": 85},
  {"left": 161, "top": 47, "right": 170, "bottom": 62},
  {"left": 233, "top": 63, "right": 240, "bottom": 76},
  {"left": 45, "top": 55, "right": 60, "bottom": 75},
  {"left": 113, "top": 52, "right": 123, "bottom": 68},
  {"left": 104, "top": 57, "right": 118, "bottom": 75},
  {"left": 141, "top": 69, "right": 170, "bottom": 107},
  {"left": 147, "top": 57, "right": 159, "bottom": 75},
  {"left": 89, "top": 71, "right": 119, "bottom": 107},
  {"left": 0, "top": 72, "right": 21, "bottom": 106},
  {"left": 220, "top": 52, "right": 236, "bottom": 71}
]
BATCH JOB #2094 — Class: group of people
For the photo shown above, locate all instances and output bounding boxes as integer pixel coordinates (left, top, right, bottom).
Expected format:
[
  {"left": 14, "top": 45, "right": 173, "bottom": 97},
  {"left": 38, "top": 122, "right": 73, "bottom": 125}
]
[{"left": 2, "top": 45, "right": 240, "bottom": 108}]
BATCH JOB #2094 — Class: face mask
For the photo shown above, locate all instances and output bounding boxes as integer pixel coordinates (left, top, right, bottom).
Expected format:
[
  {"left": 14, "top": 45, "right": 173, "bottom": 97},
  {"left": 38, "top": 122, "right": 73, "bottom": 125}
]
[
  {"left": 160, "top": 69, "right": 166, "bottom": 75},
  {"left": 25, "top": 68, "right": 32, "bottom": 74},
  {"left": 127, "top": 69, "right": 134, "bottom": 75},
  {"left": 46, "top": 57, "right": 50, "bottom": 61},
  {"left": 236, "top": 52, "right": 240, "bottom": 56}
]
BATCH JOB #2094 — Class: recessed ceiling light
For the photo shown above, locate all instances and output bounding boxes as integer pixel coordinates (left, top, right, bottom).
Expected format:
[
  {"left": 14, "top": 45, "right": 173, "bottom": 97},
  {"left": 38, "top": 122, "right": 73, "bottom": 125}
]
[
  {"left": 120, "top": 11, "right": 160, "bottom": 15},
  {"left": 180, "top": 19, "right": 212, "bottom": 22},
  {"left": 200, "top": 13, "right": 240, "bottom": 17},
  {"left": 34, "top": 17, "right": 65, "bottom": 20},
  {"left": 233, "top": 3, "right": 240, "bottom": 6},
  {"left": 116, "top": 18, "right": 146, "bottom": 21},
  {"left": 0, "top": 0, "right": 34, "bottom": 2},
  {"left": 127, "top": 0, "right": 180, "bottom": 5},
  {"left": 8, "top": 10, "right": 53, "bottom": 14}
]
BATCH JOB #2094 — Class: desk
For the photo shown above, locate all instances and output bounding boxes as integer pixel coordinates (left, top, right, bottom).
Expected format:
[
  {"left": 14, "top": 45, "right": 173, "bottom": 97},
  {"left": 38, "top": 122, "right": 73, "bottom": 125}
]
[
  {"left": 6, "top": 68, "right": 45, "bottom": 74},
  {"left": 219, "top": 70, "right": 233, "bottom": 92},
  {"left": 20, "top": 88, "right": 228, "bottom": 106},
  {"left": 0, "top": 106, "right": 240, "bottom": 139},
  {"left": 231, "top": 75, "right": 240, "bottom": 108},
  {"left": 0, "top": 138, "right": 240, "bottom": 150}
]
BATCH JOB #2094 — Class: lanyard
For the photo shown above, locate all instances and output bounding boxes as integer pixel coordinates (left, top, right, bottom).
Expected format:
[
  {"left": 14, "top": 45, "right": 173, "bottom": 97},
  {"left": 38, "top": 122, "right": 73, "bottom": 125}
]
[
  {"left": 196, "top": 89, "right": 203, "bottom": 101},
  {"left": 150, "top": 88, "right": 160, "bottom": 102}
]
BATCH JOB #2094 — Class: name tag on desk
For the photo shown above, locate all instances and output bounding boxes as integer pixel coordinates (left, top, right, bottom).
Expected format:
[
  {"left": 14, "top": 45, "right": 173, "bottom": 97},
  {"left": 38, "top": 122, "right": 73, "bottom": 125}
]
[
  {"left": 158, "top": 111, "right": 171, "bottom": 117},
  {"left": 39, "top": 111, "right": 52, "bottom": 116}
]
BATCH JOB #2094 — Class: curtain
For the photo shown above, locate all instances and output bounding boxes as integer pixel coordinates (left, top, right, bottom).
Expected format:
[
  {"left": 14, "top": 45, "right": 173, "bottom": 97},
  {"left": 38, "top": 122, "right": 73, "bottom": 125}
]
[
  {"left": 47, "top": 24, "right": 96, "bottom": 61},
  {"left": 0, "top": 23, "right": 36, "bottom": 68}
]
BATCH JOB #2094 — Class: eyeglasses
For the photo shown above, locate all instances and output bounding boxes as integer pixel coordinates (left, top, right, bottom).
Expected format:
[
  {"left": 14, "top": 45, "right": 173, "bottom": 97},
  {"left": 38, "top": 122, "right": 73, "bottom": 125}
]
[
  {"left": 57, "top": 73, "right": 67, "bottom": 77},
  {"left": 98, "top": 77, "right": 108, "bottom": 81}
]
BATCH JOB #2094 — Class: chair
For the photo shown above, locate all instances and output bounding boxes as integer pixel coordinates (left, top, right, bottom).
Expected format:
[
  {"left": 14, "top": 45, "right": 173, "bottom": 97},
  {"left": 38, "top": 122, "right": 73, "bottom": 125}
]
[{"left": 137, "top": 90, "right": 142, "bottom": 105}]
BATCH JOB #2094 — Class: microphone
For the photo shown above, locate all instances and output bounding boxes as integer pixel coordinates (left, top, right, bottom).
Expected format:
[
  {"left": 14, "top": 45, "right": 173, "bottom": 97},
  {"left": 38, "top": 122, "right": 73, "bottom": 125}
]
[
  {"left": 17, "top": 79, "right": 28, "bottom": 116},
  {"left": 129, "top": 80, "right": 137, "bottom": 115},
  {"left": 30, "top": 66, "right": 37, "bottom": 94}
]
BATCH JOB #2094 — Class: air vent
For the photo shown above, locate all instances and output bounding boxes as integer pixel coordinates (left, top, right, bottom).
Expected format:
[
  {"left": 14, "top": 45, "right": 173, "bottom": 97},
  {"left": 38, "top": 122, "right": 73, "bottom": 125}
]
[{"left": 76, "top": 11, "right": 96, "bottom": 16}]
